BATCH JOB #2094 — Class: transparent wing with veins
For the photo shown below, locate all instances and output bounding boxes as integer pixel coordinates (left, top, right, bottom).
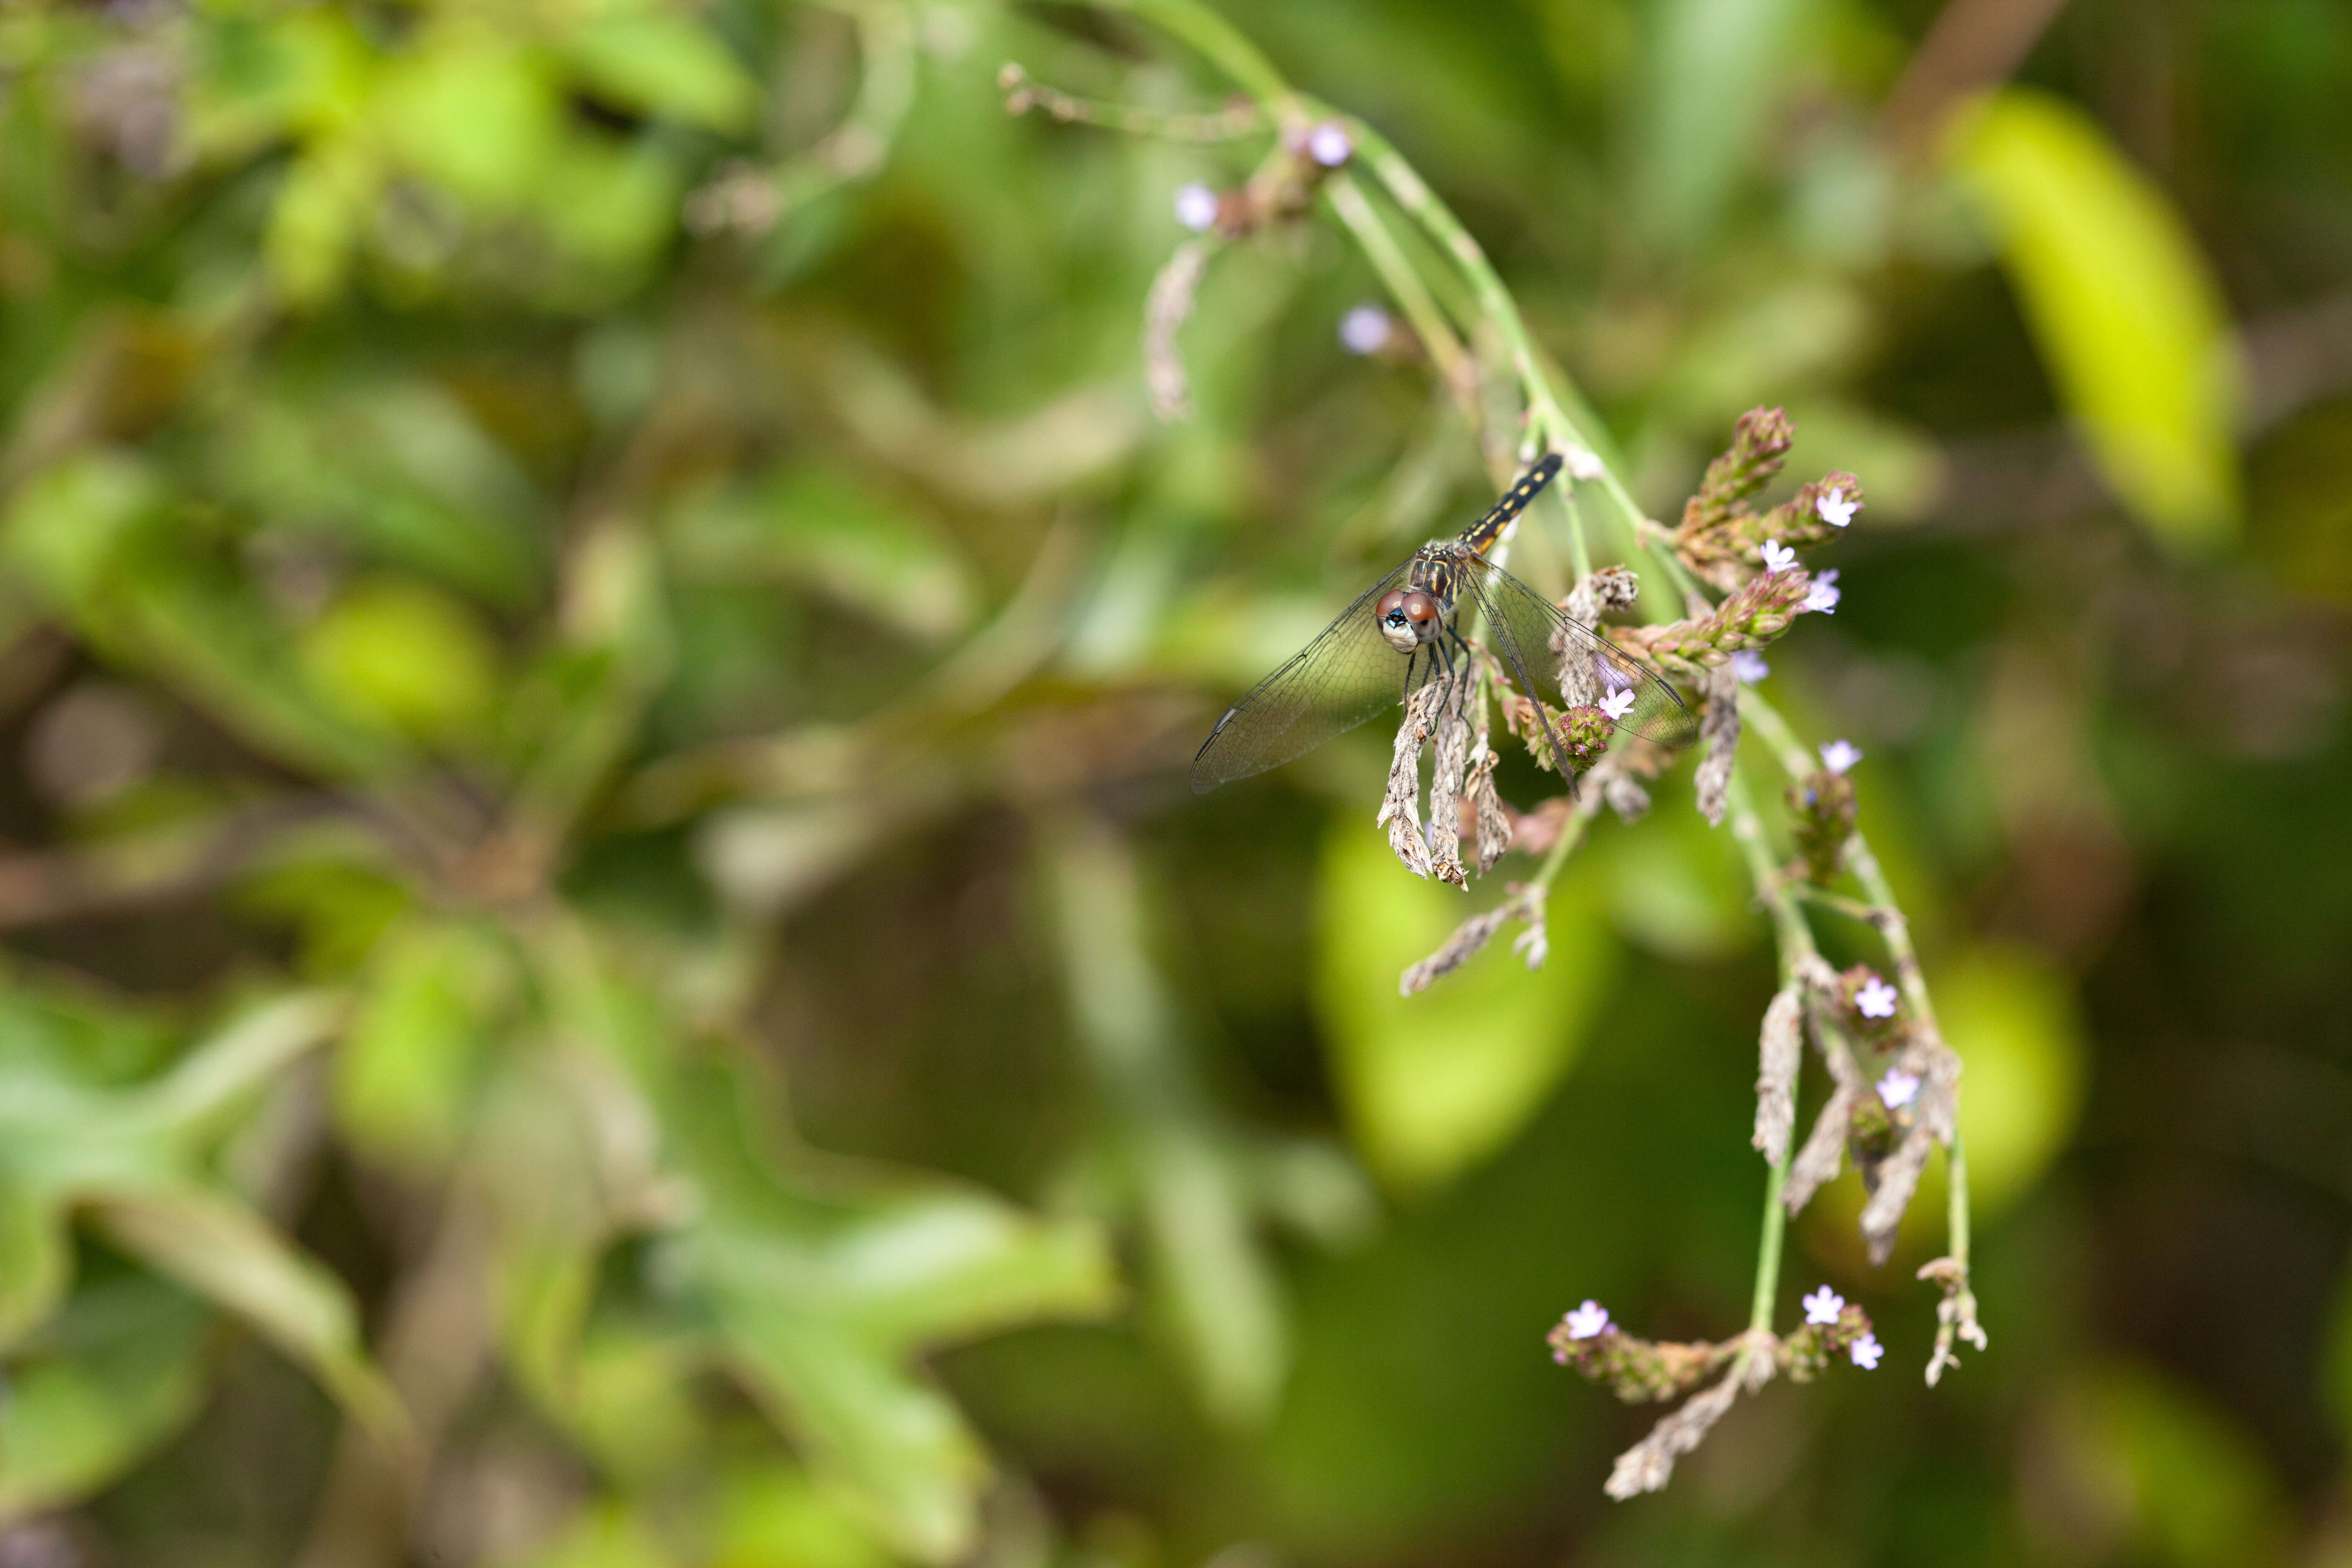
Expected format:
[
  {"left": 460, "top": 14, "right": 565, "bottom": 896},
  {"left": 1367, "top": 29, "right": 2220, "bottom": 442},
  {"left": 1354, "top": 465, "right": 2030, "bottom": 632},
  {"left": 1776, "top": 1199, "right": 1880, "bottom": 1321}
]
[
  {"left": 1190, "top": 563, "right": 1448, "bottom": 792},
  {"left": 1462, "top": 557, "right": 1700, "bottom": 750}
]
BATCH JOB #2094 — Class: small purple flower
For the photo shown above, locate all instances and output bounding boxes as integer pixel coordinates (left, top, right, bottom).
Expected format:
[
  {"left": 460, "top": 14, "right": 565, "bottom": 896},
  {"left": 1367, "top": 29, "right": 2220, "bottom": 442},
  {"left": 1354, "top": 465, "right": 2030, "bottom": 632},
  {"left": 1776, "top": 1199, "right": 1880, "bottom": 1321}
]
[
  {"left": 1804, "top": 568, "right": 1841, "bottom": 614},
  {"left": 1816, "top": 487, "right": 1858, "bottom": 528},
  {"left": 1729, "top": 650, "right": 1770, "bottom": 683},
  {"left": 1876, "top": 1066, "right": 1919, "bottom": 1107},
  {"left": 1818, "top": 738, "right": 1862, "bottom": 774},
  {"left": 1856, "top": 977, "right": 1899, "bottom": 1020},
  {"left": 1599, "top": 689, "right": 1636, "bottom": 721},
  {"left": 1759, "top": 539, "right": 1797, "bottom": 574},
  {"left": 1802, "top": 1286, "right": 1845, "bottom": 1326},
  {"left": 1173, "top": 183, "right": 1219, "bottom": 232},
  {"left": 1562, "top": 1300, "right": 1610, "bottom": 1340},
  {"left": 1850, "top": 1332, "right": 1884, "bottom": 1370},
  {"left": 1338, "top": 304, "right": 1392, "bottom": 355},
  {"left": 1307, "top": 121, "right": 1354, "bottom": 167}
]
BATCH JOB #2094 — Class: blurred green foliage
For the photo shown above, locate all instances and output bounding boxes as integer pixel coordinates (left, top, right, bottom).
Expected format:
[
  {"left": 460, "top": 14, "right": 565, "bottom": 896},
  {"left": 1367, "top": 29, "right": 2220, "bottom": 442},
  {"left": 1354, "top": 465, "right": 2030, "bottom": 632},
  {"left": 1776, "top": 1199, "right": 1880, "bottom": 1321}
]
[{"left": 0, "top": 0, "right": 2347, "bottom": 1565}]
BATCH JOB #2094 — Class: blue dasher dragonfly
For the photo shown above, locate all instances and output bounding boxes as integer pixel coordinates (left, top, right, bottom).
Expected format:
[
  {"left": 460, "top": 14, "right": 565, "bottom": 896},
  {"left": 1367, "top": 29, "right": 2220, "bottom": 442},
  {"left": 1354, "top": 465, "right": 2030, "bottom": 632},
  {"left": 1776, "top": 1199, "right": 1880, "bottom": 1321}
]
[{"left": 1191, "top": 454, "right": 1698, "bottom": 792}]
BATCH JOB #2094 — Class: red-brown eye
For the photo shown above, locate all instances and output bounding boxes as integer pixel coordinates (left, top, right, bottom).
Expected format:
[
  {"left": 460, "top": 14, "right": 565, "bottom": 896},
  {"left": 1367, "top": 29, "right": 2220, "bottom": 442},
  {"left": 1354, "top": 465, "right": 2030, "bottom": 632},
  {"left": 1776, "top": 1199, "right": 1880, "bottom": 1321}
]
[
  {"left": 1376, "top": 589, "right": 1408, "bottom": 620},
  {"left": 1400, "top": 591, "right": 1437, "bottom": 623}
]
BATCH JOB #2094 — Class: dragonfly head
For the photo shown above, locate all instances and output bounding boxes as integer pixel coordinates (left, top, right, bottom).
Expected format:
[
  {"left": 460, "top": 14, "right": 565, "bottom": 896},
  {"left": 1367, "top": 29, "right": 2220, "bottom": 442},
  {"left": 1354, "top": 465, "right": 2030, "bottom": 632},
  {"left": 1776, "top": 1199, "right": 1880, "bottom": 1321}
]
[{"left": 1375, "top": 588, "right": 1442, "bottom": 653}]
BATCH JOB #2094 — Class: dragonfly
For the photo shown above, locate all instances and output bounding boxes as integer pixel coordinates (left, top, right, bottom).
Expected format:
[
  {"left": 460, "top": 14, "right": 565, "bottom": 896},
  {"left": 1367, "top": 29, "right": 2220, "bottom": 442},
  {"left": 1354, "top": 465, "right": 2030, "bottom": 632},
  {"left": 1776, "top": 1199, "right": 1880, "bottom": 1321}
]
[{"left": 1191, "top": 454, "right": 1699, "bottom": 793}]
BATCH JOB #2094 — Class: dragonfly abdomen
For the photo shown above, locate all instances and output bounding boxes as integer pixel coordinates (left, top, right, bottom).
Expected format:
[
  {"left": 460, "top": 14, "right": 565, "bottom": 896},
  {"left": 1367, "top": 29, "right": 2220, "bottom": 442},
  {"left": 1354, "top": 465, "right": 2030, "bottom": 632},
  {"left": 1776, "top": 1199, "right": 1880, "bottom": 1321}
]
[{"left": 1460, "top": 452, "right": 1564, "bottom": 554}]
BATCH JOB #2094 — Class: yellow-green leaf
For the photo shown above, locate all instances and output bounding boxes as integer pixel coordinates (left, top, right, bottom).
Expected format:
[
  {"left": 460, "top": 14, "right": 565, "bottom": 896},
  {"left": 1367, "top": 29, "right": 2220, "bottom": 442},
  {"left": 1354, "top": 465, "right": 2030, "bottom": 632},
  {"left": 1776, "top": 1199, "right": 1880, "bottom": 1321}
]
[
  {"left": 1941, "top": 943, "right": 2089, "bottom": 1215},
  {"left": 1947, "top": 89, "right": 2241, "bottom": 548},
  {"left": 299, "top": 577, "right": 500, "bottom": 745},
  {"left": 1313, "top": 817, "right": 1616, "bottom": 1192}
]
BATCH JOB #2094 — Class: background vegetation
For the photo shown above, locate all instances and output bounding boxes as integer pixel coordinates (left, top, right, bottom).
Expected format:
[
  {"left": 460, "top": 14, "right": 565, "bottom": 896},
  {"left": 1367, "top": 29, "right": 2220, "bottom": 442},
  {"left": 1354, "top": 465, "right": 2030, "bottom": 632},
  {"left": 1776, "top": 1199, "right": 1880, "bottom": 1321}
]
[{"left": 0, "top": 0, "right": 2348, "bottom": 1564}]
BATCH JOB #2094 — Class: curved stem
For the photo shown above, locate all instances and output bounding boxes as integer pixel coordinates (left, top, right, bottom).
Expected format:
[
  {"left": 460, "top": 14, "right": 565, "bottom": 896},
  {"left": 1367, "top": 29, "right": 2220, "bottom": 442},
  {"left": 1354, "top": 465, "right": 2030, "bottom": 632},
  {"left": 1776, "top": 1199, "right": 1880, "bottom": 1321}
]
[
  {"left": 1724, "top": 766, "right": 1813, "bottom": 1339},
  {"left": 1322, "top": 174, "right": 1483, "bottom": 437},
  {"left": 1093, "top": 0, "right": 1295, "bottom": 106},
  {"left": 1738, "top": 686, "right": 1977, "bottom": 1346}
]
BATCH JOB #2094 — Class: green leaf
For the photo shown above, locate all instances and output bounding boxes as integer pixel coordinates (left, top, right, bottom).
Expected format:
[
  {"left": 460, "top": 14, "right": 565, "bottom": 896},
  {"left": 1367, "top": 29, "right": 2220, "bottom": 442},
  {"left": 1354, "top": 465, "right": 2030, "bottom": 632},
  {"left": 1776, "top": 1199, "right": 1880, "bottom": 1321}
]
[
  {"left": 117, "top": 565, "right": 406, "bottom": 778},
  {"left": 1940, "top": 943, "right": 2089, "bottom": 1215},
  {"left": 2051, "top": 1365, "right": 2291, "bottom": 1565},
  {"left": 335, "top": 920, "right": 506, "bottom": 1168},
  {"left": 1596, "top": 803, "right": 1756, "bottom": 962},
  {"left": 1135, "top": 1125, "right": 1288, "bottom": 1428},
  {"left": 376, "top": 31, "right": 563, "bottom": 206},
  {"left": 217, "top": 380, "right": 544, "bottom": 606},
  {"left": 299, "top": 577, "right": 501, "bottom": 745},
  {"left": 1313, "top": 818, "right": 1617, "bottom": 1191},
  {"left": 711, "top": 1462, "right": 898, "bottom": 1568},
  {"left": 668, "top": 466, "right": 975, "bottom": 643},
  {"left": 689, "top": 1167, "right": 1119, "bottom": 1561},
  {"left": 86, "top": 1183, "right": 402, "bottom": 1440},
  {"left": 265, "top": 134, "right": 379, "bottom": 307},
  {"left": 0, "top": 1281, "right": 211, "bottom": 1520},
  {"left": 513, "top": 1499, "right": 676, "bottom": 1568},
  {"left": 0, "top": 1180, "right": 70, "bottom": 1350},
  {"left": 1948, "top": 89, "right": 2242, "bottom": 547},
  {"left": 1039, "top": 818, "right": 1289, "bottom": 1426},
  {"left": 1, "top": 448, "right": 165, "bottom": 607},
  {"left": 559, "top": 13, "right": 758, "bottom": 133},
  {"left": 533, "top": 135, "right": 681, "bottom": 284},
  {"left": 1638, "top": 0, "right": 1810, "bottom": 250},
  {"left": 141, "top": 989, "right": 345, "bottom": 1138},
  {"left": 521, "top": 942, "right": 1117, "bottom": 1563},
  {"left": 713, "top": 1306, "right": 983, "bottom": 1563}
]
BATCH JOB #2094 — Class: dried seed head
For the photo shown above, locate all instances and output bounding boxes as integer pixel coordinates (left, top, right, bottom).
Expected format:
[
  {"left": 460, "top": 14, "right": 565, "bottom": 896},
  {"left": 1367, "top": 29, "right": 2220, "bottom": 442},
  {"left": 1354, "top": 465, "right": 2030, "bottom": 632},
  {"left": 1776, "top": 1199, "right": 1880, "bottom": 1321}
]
[
  {"left": 1400, "top": 902, "right": 1511, "bottom": 994},
  {"left": 1753, "top": 985, "right": 1802, "bottom": 1166},
  {"left": 1143, "top": 240, "right": 1211, "bottom": 421},
  {"left": 1692, "top": 666, "right": 1741, "bottom": 826}
]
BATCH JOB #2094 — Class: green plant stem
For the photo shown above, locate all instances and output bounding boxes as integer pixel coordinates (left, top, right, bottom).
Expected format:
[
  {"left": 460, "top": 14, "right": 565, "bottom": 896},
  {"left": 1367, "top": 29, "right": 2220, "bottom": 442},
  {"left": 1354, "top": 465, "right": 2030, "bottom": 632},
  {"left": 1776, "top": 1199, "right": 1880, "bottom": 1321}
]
[
  {"left": 1723, "top": 766, "right": 1813, "bottom": 1340},
  {"left": 1738, "top": 687, "right": 1977, "bottom": 1322},
  {"left": 1094, "top": 0, "right": 1295, "bottom": 106},
  {"left": 1322, "top": 173, "right": 1483, "bottom": 437}
]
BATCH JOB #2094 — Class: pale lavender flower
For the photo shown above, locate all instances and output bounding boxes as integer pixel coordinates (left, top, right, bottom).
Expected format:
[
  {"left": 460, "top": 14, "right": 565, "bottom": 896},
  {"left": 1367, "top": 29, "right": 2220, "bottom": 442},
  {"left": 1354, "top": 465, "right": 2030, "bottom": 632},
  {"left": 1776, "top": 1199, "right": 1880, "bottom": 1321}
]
[
  {"left": 1803, "top": 1285, "right": 1845, "bottom": 1326},
  {"left": 1729, "top": 650, "right": 1769, "bottom": 683},
  {"left": 1173, "top": 183, "right": 1219, "bottom": 232},
  {"left": 1816, "top": 487, "right": 1858, "bottom": 528},
  {"left": 1876, "top": 1066, "right": 1919, "bottom": 1106},
  {"left": 1759, "top": 539, "right": 1797, "bottom": 574},
  {"left": 1818, "top": 738, "right": 1862, "bottom": 774},
  {"left": 1563, "top": 1300, "right": 1610, "bottom": 1340},
  {"left": 1600, "top": 689, "right": 1636, "bottom": 721},
  {"left": 1338, "top": 304, "right": 1392, "bottom": 355},
  {"left": 1307, "top": 121, "right": 1353, "bottom": 167},
  {"left": 1804, "top": 568, "right": 1841, "bottom": 614},
  {"left": 1850, "top": 1332, "right": 1884, "bottom": 1369},
  {"left": 1856, "top": 978, "right": 1899, "bottom": 1021}
]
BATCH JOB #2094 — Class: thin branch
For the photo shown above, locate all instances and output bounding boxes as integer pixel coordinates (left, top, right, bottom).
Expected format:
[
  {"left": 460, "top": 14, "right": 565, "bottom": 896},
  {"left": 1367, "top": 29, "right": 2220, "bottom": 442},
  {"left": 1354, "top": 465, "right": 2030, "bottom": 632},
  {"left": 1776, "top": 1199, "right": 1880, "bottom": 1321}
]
[{"left": 998, "top": 62, "right": 1264, "bottom": 141}]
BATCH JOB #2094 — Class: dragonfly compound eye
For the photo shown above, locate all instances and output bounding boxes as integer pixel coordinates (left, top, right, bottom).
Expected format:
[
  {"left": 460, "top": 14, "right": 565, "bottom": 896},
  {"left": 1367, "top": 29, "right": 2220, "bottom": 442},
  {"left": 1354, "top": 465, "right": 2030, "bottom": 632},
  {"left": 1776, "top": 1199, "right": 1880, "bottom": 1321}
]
[{"left": 1375, "top": 588, "right": 1439, "bottom": 652}]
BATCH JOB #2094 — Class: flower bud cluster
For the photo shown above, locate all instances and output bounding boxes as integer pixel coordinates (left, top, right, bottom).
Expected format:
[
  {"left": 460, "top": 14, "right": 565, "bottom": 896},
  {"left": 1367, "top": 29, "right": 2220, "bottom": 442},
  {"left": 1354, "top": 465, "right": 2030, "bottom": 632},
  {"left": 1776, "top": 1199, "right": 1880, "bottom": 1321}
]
[
  {"left": 1547, "top": 1321, "right": 1730, "bottom": 1404},
  {"left": 1559, "top": 704, "right": 1616, "bottom": 769},
  {"left": 1614, "top": 565, "right": 1813, "bottom": 674},
  {"left": 1779, "top": 1300, "right": 1879, "bottom": 1382},
  {"left": 1787, "top": 766, "right": 1856, "bottom": 883},
  {"left": 1170, "top": 118, "right": 1357, "bottom": 241},
  {"left": 1671, "top": 406, "right": 1865, "bottom": 592}
]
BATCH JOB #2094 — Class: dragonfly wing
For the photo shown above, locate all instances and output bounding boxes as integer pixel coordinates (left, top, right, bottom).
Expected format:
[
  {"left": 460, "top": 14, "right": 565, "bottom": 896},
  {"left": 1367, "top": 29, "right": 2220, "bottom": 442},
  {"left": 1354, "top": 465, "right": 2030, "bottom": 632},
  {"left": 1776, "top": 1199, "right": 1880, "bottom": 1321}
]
[
  {"left": 1191, "top": 564, "right": 1431, "bottom": 792},
  {"left": 1466, "top": 561, "right": 1700, "bottom": 750}
]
